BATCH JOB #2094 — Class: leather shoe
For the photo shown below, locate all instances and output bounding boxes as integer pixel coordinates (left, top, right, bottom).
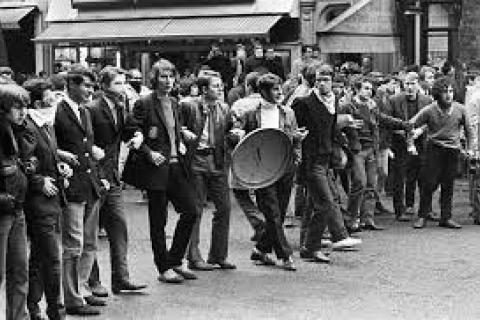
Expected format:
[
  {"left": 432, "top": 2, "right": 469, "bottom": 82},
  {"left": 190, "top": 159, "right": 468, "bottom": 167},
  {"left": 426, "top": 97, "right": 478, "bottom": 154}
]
[
  {"left": 251, "top": 248, "right": 275, "bottom": 266},
  {"left": 188, "top": 260, "right": 214, "bottom": 271},
  {"left": 474, "top": 218, "right": 480, "bottom": 225},
  {"left": 84, "top": 295, "right": 107, "bottom": 307},
  {"left": 112, "top": 279, "right": 147, "bottom": 294},
  {"left": 89, "top": 282, "right": 109, "bottom": 298},
  {"left": 281, "top": 256, "right": 296, "bottom": 271},
  {"left": 65, "top": 305, "right": 100, "bottom": 316},
  {"left": 172, "top": 266, "right": 197, "bottom": 280},
  {"left": 30, "top": 312, "right": 47, "bottom": 320},
  {"left": 413, "top": 217, "right": 427, "bottom": 229},
  {"left": 312, "top": 251, "right": 330, "bottom": 264},
  {"left": 158, "top": 269, "right": 184, "bottom": 284},
  {"left": 438, "top": 219, "right": 462, "bottom": 229},
  {"left": 427, "top": 212, "right": 440, "bottom": 222},
  {"left": 208, "top": 260, "right": 237, "bottom": 270},
  {"left": 375, "top": 202, "right": 393, "bottom": 215},
  {"left": 396, "top": 213, "right": 411, "bottom": 222},
  {"left": 361, "top": 223, "right": 385, "bottom": 231}
]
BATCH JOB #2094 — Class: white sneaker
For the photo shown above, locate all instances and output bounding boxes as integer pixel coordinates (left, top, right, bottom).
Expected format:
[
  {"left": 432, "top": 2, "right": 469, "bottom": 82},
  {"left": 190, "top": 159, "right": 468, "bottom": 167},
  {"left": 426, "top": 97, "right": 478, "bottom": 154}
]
[{"left": 332, "top": 237, "right": 362, "bottom": 250}]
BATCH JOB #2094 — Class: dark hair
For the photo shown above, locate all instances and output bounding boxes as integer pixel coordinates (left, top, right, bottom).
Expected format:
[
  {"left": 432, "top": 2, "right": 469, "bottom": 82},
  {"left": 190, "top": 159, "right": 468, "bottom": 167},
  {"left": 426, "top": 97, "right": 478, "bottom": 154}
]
[
  {"left": 304, "top": 63, "right": 333, "bottom": 87},
  {"left": 98, "top": 66, "right": 125, "bottom": 89},
  {"left": 257, "top": 73, "right": 282, "bottom": 98},
  {"left": 178, "top": 77, "right": 197, "bottom": 96},
  {"left": 441, "top": 61, "right": 454, "bottom": 75},
  {"left": 431, "top": 76, "right": 456, "bottom": 102},
  {"left": 197, "top": 72, "right": 221, "bottom": 95},
  {"left": 22, "top": 78, "right": 52, "bottom": 105},
  {"left": 150, "top": 59, "right": 176, "bottom": 89},
  {"left": 0, "top": 80, "right": 30, "bottom": 117},
  {"left": 66, "top": 64, "right": 95, "bottom": 90},
  {"left": 354, "top": 77, "right": 372, "bottom": 92},
  {"left": 245, "top": 72, "right": 260, "bottom": 93},
  {"left": 50, "top": 74, "right": 67, "bottom": 91}
]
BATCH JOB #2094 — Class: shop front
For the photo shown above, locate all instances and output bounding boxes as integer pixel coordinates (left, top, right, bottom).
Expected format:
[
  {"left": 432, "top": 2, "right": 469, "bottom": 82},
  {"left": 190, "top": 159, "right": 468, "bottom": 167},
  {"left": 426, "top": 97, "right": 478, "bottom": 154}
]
[{"left": 35, "top": 0, "right": 299, "bottom": 83}]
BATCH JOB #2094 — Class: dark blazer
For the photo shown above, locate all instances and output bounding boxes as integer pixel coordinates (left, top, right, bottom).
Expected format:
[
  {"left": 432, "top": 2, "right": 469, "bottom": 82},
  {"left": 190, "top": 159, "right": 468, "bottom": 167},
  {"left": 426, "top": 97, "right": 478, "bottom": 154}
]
[
  {"left": 23, "top": 116, "right": 64, "bottom": 219},
  {"left": 291, "top": 92, "right": 338, "bottom": 166},
  {"left": 55, "top": 99, "right": 103, "bottom": 203},
  {"left": 178, "top": 99, "right": 230, "bottom": 170},
  {"left": 387, "top": 92, "right": 432, "bottom": 149},
  {"left": 88, "top": 95, "right": 125, "bottom": 186},
  {"left": 123, "top": 93, "right": 187, "bottom": 191},
  {"left": 0, "top": 118, "right": 28, "bottom": 207}
]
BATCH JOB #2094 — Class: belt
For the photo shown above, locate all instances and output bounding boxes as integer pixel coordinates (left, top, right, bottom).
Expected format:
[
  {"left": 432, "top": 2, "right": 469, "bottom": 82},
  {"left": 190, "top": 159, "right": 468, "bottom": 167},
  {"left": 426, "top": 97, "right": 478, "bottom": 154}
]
[{"left": 196, "top": 148, "right": 214, "bottom": 156}]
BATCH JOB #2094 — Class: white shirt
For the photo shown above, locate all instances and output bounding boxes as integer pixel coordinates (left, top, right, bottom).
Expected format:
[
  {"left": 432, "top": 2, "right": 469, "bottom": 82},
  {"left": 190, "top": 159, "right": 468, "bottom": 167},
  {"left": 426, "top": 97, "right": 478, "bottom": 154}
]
[
  {"left": 260, "top": 104, "right": 280, "bottom": 129},
  {"left": 64, "top": 96, "right": 82, "bottom": 123}
]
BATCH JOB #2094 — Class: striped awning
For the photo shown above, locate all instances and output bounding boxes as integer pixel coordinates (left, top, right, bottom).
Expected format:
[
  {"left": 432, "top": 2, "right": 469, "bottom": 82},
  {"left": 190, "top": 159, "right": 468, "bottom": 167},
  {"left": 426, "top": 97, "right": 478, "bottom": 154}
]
[
  {"left": 35, "top": 15, "right": 282, "bottom": 43},
  {"left": 0, "top": 7, "right": 36, "bottom": 29}
]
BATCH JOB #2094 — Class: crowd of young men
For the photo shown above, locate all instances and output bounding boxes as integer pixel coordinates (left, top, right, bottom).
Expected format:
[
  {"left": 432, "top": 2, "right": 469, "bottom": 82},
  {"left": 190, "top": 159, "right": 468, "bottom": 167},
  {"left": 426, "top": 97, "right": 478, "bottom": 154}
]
[{"left": 0, "top": 53, "right": 479, "bottom": 320}]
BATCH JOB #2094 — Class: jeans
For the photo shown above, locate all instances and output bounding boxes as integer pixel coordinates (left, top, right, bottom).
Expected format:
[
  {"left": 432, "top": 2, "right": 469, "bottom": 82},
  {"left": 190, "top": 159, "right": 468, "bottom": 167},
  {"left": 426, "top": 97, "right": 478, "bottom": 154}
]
[
  {"left": 27, "top": 197, "right": 64, "bottom": 319},
  {"left": 305, "top": 159, "right": 349, "bottom": 251},
  {"left": 146, "top": 164, "right": 197, "bottom": 273},
  {"left": 347, "top": 148, "right": 377, "bottom": 225},
  {"left": 62, "top": 198, "right": 100, "bottom": 308},
  {"left": 418, "top": 142, "right": 459, "bottom": 220},
  {"left": 376, "top": 148, "right": 389, "bottom": 194},
  {"left": 254, "top": 171, "right": 294, "bottom": 259},
  {"left": 232, "top": 189, "right": 265, "bottom": 234},
  {"left": 88, "top": 184, "right": 129, "bottom": 286},
  {"left": 0, "top": 210, "right": 28, "bottom": 320},
  {"left": 470, "top": 173, "right": 480, "bottom": 218},
  {"left": 188, "top": 168, "right": 231, "bottom": 264}
]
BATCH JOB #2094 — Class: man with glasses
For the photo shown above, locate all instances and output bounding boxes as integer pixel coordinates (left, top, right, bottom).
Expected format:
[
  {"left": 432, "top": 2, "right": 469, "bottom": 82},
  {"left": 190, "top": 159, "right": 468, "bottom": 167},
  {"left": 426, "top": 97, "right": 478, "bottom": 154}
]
[{"left": 291, "top": 64, "right": 363, "bottom": 262}]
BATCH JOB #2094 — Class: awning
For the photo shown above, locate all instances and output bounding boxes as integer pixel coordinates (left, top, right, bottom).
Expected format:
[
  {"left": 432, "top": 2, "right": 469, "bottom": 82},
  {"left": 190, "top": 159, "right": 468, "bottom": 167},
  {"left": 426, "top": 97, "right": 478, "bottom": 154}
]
[
  {"left": 35, "top": 15, "right": 282, "bottom": 43},
  {"left": 0, "top": 6, "right": 36, "bottom": 30}
]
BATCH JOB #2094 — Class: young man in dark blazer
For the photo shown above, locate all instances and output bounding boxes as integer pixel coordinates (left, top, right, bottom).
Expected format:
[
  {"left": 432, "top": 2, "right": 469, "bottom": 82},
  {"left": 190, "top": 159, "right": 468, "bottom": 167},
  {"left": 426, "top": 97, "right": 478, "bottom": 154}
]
[
  {"left": 55, "top": 65, "right": 108, "bottom": 316},
  {"left": 0, "top": 79, "right": 31, "bottom": 320},
  {"left": 87, "top": 66, "right": 146, "bottom": 295},
  {"left": 22, "top": 78, "right": 70, "bottom": 320},
  {"left": 123, "top": 59, "right": 198, "bottom": 283}
]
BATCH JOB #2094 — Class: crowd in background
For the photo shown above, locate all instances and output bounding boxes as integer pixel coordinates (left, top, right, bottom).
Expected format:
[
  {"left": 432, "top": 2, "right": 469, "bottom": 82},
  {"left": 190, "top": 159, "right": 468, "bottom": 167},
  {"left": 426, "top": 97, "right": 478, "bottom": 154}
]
[{"left": 1, "top": 41, "right": 480, "bottom": 320}]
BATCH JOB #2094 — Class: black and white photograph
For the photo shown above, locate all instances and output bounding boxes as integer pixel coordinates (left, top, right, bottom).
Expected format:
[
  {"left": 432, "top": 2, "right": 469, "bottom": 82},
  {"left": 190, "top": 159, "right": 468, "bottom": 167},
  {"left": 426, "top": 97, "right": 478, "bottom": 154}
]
[{"left": 0, "top": 0, "right": 479, "bottom": 319}]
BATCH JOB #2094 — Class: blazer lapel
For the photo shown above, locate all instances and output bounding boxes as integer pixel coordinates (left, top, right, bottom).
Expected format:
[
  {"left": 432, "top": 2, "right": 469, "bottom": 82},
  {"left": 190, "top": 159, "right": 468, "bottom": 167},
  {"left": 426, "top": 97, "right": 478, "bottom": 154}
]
[
  {"left": 101, "top": 97, "right": 118, "bottom": 132},
  {"left": 63, "top": 102, "right": 85, "bottom": 133},
  {"left": 153, "top": 94, "right": 168, "bottom": 131}
]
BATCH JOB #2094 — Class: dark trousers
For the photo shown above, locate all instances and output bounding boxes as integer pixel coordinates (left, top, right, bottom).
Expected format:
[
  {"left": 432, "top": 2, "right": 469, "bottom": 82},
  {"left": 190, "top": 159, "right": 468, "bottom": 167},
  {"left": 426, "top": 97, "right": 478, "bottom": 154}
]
[
  {"left": 88, "top": 184, "right": 129, "bottom": 286},
  {"left": 27, "top": 201, "right": 64, "bottom": 320},
  {"left": 391, "top": 139, "right": 423, "bottom": 214},
  {"left": 254, "top": 171, "right": 294, "bottom": 259},
  {"left": 232, "top": 189, "right": 265, "bottom": 234},
  {"left": 188, "top": 170, "right": 231, "bottom": 264},
  {"left": 146, "top": 164, "right": 197, "bottom": 273},
  {"left": 0, "top": 210, "right": 28, "bottom": 320},
  {"left": 418, "top": 142, "right": 459, "bottom": 220},
  {"left": 305, "top": 159, "right": 349, "bottom": 251}
]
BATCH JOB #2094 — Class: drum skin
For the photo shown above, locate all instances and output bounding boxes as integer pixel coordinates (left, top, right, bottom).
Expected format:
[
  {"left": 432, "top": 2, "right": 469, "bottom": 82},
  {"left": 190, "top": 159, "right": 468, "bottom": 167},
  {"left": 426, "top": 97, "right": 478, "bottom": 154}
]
[{"left": 231, "top": 128, "right": 293, "bottom": 189}]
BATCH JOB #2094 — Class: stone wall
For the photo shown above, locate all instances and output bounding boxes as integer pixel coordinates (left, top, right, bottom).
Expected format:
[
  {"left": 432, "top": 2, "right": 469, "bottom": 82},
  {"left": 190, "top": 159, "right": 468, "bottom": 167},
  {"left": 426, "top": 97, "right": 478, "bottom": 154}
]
[{"left": 459, "top": 0, "right": 480, "bottom": 64}]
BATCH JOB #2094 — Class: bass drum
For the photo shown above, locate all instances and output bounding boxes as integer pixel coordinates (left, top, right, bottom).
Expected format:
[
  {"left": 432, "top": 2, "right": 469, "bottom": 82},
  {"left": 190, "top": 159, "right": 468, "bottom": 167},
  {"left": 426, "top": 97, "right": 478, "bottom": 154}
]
[{"left": 231, "top": 128, "right": 293, "bottom": 189}]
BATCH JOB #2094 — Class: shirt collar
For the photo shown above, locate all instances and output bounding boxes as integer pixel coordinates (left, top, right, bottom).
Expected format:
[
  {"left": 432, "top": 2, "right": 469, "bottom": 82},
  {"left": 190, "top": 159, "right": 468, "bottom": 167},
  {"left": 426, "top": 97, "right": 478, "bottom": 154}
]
[{"left": 64, "top": 95, "right": 81, "bottom": 112}]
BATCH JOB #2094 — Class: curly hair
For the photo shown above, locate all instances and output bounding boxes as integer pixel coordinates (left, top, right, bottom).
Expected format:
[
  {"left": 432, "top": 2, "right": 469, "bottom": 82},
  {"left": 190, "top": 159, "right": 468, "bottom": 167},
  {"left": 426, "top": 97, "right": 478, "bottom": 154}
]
[
  {"left": 257, "top": 73, "right": 282, "bottom": 97},
  {"left": 431, "top": 76, "right": 456, "bottom": 102}
]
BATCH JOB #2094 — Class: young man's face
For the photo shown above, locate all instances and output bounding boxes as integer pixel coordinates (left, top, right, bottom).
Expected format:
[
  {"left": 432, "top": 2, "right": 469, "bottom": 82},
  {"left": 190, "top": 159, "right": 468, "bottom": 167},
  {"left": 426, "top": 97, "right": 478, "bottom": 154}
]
[
  {"left": 424, "top": 71, "right": 435, "bottom": 87},
  {"left": 107, "top": 74, "right": 126, "bottom": 97},
  {"left": 156, "top": 69, "right": 175, "bottom": 95},
  {"left": 205, "top": 76, "right": 223, "bottom": 101},
  {"left": 404, "top": 78, "right": 419, "bottom": 98},
  {"left": 315, "top": 71, "right": 332, "bottom": 95},
  {"left": 69, "top": 75, "right": 94, "bottom": 104},
  {"left": 7, "top": 104, "right": 26, "bottom": 125},
  {"left": 359, "top": 82, "right": 373, "bottom": 99},
  {"left": 270, "top": 83, "right": 283, "bottom": 104},
  {"left": 440, "top": 85, "right": 454, "bottom": 106}
]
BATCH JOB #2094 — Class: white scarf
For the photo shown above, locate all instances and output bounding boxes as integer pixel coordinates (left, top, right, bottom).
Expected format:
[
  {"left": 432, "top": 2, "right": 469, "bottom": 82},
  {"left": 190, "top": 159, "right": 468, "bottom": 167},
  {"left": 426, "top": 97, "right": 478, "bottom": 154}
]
[
  {"left": 28, "top": 106, "right": 57, "bottom": 127},
  {"left": 314, "top": 89, "right": 336, "bottom": 114}
]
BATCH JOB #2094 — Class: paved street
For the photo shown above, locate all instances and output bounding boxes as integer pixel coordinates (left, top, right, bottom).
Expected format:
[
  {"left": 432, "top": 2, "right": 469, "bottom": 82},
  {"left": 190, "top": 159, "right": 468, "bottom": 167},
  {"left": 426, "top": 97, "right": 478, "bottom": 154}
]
[{"left": 82, "top": 179, "right": 480, "bottom": 320}]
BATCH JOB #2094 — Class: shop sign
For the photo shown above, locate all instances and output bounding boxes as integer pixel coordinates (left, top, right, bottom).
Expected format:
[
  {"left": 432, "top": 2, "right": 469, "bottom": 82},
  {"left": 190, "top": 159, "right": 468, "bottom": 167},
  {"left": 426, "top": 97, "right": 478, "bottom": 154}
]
[{"left": 73, "top": 0, "right": 253, "bottom": 9}]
